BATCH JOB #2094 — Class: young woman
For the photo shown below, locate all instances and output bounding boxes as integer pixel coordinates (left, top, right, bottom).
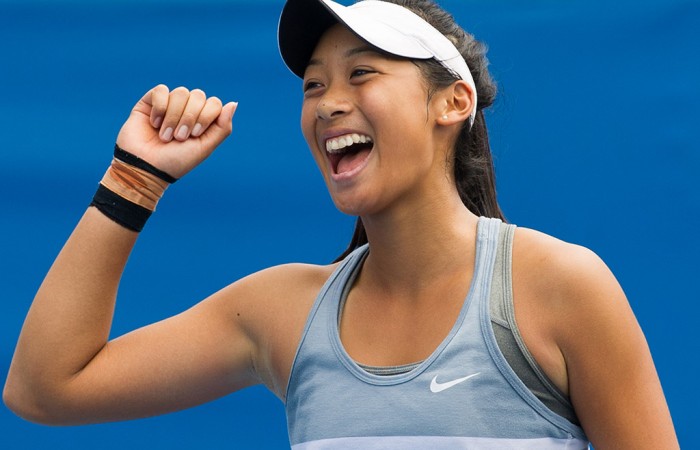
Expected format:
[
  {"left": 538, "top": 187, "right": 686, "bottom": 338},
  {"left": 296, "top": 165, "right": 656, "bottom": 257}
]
[{"left": 4, "top": 0, "right": 678, "bottom": 448}]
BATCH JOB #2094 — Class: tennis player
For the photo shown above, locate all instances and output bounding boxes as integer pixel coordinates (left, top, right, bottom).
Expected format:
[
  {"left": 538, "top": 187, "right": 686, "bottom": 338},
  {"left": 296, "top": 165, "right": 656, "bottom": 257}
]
[{"left": 4, "top": 1, "right": 678, "bottom": 448}]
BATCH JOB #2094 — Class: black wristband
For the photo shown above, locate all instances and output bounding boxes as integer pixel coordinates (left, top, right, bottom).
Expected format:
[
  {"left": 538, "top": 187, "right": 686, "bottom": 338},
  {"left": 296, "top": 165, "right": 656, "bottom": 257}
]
[
  {"left": 90, "top": 184, "right": 153, "bottom": 232},
  {"left": 113, "top": 144, "right": 179, "bottom": 184}
]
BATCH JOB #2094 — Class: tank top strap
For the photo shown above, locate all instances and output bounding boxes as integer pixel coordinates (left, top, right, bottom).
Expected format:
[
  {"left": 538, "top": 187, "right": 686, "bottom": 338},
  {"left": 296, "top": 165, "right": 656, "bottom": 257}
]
[
  {"left": 471, "top": 216, "right": 503, "bottom": 309},
  {"left": 284, "top": 243, "right": 369, "bottom": 401}
]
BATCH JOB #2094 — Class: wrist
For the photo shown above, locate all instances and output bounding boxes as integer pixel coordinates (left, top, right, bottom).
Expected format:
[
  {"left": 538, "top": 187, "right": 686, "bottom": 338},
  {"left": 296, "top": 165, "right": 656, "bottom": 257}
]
[{"left": 90, "top": 145, "right": 178, "bottom": 232}]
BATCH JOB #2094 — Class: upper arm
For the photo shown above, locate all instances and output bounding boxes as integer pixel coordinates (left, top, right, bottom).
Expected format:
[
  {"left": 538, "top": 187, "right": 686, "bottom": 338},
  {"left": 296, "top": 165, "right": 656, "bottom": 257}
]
[
  {"left": 42, "top": 263, "right": 322, "bottom": 425},
  {"left": 49, "top": 280, "right": 258, "bottom": 424},
  {"left": 541, "top": 239, "right": 678, "bottom": 448}
]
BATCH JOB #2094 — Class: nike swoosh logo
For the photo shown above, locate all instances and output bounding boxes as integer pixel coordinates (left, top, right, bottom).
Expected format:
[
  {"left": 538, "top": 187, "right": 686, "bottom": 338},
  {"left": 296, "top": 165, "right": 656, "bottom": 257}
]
[{"left": 430, "top": 372, "right": 481, "bottom": 393}]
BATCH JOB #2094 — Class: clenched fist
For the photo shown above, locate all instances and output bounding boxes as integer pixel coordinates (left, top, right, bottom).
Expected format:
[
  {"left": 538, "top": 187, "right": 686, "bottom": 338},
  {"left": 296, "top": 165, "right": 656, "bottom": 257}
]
[{"left": 116, "top": 84, "right": 237, "bottom": 179}]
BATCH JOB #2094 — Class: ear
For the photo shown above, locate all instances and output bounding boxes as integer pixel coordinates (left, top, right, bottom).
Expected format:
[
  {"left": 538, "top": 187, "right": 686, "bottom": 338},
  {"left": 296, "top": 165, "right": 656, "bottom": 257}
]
[{"left": 436, "top": 80, "right": 476, "bottom": 126}]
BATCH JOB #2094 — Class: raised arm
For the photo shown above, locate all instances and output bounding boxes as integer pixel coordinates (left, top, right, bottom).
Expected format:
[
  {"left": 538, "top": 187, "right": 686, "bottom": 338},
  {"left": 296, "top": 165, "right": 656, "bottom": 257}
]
[{"left": 2, "top": 86, "right": 261, "bottom": 424}]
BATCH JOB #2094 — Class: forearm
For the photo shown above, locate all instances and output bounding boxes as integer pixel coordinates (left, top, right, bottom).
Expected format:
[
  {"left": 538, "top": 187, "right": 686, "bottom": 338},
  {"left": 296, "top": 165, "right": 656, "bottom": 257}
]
[{"left": 4, "top": 207, "right": 137, "bottom": 419}]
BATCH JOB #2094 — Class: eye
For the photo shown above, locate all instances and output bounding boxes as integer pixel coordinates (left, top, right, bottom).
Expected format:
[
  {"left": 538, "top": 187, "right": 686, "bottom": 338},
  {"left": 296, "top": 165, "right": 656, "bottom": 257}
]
[
  {"left": 303, "top": 80, "right": 323, "bottom": 93},
  {"left": 350, "top": 68, "right": 374, "bottom": 79}
]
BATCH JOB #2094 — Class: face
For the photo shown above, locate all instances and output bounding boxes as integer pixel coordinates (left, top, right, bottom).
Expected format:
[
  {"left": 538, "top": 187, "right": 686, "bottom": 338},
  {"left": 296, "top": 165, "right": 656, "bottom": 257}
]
[{"left": 301, "top": 24, "right": 452, "bottom": 217}]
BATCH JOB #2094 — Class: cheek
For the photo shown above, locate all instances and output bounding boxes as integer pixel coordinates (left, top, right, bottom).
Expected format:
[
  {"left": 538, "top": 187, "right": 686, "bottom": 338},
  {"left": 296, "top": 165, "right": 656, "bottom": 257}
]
[
  {"left": 300, "top": 102, "right": 330, "bottom": 179},
  {"left": 361, "top": 83, "right": 428, "bottom": 136},
  {"left": 300, "top": 102, "right": 316, "bottom": 145}
]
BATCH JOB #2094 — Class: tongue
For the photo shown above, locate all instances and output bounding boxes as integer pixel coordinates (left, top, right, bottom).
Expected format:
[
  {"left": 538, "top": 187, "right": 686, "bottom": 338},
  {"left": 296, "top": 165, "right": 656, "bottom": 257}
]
[{"left": 336, "top": 147, "right": 371, "bottom": 175}]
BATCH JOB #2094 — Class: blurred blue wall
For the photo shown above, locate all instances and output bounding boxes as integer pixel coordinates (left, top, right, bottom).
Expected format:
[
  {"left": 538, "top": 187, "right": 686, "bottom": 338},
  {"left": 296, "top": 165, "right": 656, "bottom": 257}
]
[{"left": 1, "top": 0, "right": 697, "bottom": 447}]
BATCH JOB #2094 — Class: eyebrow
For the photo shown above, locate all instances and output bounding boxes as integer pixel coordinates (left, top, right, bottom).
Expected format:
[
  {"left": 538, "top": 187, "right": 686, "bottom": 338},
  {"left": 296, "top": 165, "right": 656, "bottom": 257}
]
[{"left": 306, "top": 45, "right": 380, "bottom": 69}]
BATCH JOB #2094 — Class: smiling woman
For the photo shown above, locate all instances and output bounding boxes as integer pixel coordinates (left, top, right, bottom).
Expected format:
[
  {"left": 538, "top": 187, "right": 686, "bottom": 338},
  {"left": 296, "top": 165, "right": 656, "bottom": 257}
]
[{"left": 3, "top": 0, "right": 680, "bottom": 449}]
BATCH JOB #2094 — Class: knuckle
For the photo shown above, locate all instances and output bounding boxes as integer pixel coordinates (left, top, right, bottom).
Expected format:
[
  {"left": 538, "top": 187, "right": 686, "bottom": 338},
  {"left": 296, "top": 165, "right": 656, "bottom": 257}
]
[
  {"left": 163, "top": 110, "right": 181, "bottom": 122},
  {"left": 151, "top": 84, "right": 169, "bottom": 98},
  {"left": 171, "top": 86, "right": 190, "bottom": 99},
  {"left": 191, "top": 88, "right": 206, "bottom": 99},
  {"left": 180, "top": 112, "right": 198, "bottom": 124},
  {"left": 151, "top": 101, "right": 166, "bottom": 113},
  {"left": 151, "top": 85, "right": 169, "bottom": 105},
  {"left": 208, "top": 96, "right": 223, "bottom": 108}
]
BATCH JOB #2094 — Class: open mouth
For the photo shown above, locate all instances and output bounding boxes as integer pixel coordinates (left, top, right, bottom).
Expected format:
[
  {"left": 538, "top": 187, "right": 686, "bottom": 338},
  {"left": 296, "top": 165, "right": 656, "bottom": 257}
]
[{"left": 325, "top": 133, "right": 374, "bottom": 176}]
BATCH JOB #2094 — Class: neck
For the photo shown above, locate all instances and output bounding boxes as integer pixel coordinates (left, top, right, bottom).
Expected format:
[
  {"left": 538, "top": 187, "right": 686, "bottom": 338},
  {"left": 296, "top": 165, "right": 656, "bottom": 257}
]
[{"left": 359, "top": 192, "right": 480, "bottom": 297}]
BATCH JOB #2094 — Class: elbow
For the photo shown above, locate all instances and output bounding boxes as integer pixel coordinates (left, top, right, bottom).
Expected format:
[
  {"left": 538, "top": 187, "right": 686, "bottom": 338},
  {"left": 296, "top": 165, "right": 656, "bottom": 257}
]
[
  {"left": 4, "top": 379, "right": 49, "bottom": 425},
  {"left": 3, "top": 379, "right": 41, "bottom": 424},
  {"left": 3, "top": 376, "right": 73, "bottom": 426}
]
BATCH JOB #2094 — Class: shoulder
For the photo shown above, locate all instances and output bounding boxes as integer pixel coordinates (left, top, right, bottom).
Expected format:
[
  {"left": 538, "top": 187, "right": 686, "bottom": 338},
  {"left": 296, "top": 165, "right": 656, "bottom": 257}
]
[
  {"left": 512, "top": 226, "right": 614, "bottom": 296},
  {"left": 511, "top": 226, "right": 639, "bottom": 388},
  {"left": 234, "top": 262, "right": 338, "bottom": 299},
  {"left": 509, "top": 227, "right": 625, "bottom": 390},
  {"left": 512, "top": 226, "right": 601, "bottom": 272},
  {"left": 207, "top": 261, "right": 338, "bottom": 396},
  {"left": 201, "top": 261, "right": 339, "bottom": 337},
  {"left": 218, "top": 262, "right": 339, "bottom": 329},
  {"left": 511, "top": 226, "right": 630, "bottom": 335},
  {"left": 511, "top": 229, "right": 678, "bottom": 446}
]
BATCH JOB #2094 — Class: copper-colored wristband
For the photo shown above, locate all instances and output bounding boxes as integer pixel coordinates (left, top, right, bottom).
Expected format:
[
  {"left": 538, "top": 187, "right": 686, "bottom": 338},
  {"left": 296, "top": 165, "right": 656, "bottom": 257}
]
[{"left": 90, "top": 146, "right": 176, "bottom": 232}]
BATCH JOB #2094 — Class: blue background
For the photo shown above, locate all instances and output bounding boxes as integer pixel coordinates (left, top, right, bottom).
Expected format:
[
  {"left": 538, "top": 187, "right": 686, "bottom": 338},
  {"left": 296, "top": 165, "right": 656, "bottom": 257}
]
[{"left": 1, "top": 0, "right": 697, "bottom": 447}]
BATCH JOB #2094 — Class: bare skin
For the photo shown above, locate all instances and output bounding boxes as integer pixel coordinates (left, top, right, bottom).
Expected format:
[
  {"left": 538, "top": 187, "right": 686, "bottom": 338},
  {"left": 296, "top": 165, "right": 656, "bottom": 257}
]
[{"left": 4, "top": 25, "right": 677, "bottom": 449}]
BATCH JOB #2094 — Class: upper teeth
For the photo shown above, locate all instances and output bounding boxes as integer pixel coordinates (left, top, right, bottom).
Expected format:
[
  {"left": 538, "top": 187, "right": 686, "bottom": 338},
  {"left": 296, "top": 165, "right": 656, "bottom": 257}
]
[{"left": 325, "top": 133, "right": 373, "bottom": 153}]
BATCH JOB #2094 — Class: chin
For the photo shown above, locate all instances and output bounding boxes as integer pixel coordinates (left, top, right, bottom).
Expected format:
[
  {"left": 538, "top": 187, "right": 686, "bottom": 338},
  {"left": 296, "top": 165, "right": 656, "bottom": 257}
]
[
  {"left": 329, "top": 190, "right": 371, "bottom": 216},
  {"left": 323, "top": 170, "right": 388, "bottom": 217},
  {"left": 331, "top": 193, "right": 388, "bottom": 218},
  {"left": 331, "top": 197, "right": 364, "bottom": 216}
]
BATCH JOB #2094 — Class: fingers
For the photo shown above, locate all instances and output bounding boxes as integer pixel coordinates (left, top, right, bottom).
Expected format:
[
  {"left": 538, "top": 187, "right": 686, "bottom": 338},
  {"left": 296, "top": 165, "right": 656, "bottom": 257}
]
[
  {"left": 145, "top": 86, "right": 234, "bottom": 143},
  {"left": 147, "top": 84, "right": 170, "bottom": 129},
  {"left": 198, "top": 101, "right": 237, "bottom": 152},
  {"left": 191, "top": 96, "right": 223, "bottom": 138},
  {"left": 159, "top": 87, "right": 190, "bottom": 142},
  {"left": 170, "top": 88, "right": 204, "bottom": 141}
]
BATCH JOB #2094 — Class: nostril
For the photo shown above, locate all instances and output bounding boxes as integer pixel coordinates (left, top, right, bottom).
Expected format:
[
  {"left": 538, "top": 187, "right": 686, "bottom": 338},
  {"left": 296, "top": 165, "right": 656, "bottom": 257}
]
[
  {"left": 317, "top": 96, "right": 352, "bottom": 120},
  {"left": 317, "top": 109, "right": 346, "bottom": 121}
]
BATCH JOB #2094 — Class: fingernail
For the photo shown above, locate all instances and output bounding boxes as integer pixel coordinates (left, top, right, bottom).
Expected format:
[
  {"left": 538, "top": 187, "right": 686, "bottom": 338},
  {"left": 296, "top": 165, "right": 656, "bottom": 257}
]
[
  {"left": 192, "top": 123, "right": 203, "bottom": 137},
  {"left": 230, "top": 102, "right": 238, "bottom": 120},
  {"left": 176, "top": 125, "right": 189, "bottom": 140},
  {"left": 162, "top": 127, "right": 173, "bottom": 141},
  {"left": 153, "top": 116, "right": 163, "bottom": 128}
]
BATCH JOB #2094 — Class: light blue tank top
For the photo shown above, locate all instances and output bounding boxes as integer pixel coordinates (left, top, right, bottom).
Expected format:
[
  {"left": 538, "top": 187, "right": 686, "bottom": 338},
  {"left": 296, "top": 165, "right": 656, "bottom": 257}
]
[{"left": 285, "top": 217, "right": 589, "bottom": 449}]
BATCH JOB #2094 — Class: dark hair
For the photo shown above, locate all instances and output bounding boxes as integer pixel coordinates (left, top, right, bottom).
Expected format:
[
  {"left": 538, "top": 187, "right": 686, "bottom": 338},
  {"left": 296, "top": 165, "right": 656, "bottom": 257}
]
[{"left": 334, "top": 0, "right": 504, "bottom": 262}]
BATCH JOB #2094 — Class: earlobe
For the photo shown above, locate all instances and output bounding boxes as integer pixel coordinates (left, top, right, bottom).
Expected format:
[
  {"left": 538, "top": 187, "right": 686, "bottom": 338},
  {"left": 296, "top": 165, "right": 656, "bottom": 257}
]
[{"left": 437, "top": 113, "right": 453, "bottom": 126}]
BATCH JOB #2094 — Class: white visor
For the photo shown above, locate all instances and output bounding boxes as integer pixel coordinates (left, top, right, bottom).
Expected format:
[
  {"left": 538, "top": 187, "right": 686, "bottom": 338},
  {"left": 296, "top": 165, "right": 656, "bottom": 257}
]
[{"left": 278, "top": 0, "right": 477, "bottom": 125}]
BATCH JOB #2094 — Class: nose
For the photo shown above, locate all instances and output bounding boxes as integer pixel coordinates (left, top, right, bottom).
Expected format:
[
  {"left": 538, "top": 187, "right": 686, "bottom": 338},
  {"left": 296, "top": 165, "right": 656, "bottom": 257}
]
[{"left": 316, "top": 86, "right": 352, "bottom": 121}]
